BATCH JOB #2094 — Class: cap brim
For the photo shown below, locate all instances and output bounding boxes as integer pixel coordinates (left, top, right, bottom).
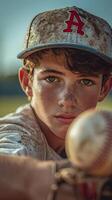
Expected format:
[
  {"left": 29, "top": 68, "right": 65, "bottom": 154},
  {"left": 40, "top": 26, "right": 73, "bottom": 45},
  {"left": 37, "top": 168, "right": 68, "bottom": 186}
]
[{"left": 17, "top": 43, "right": 112, "bottom": 65}]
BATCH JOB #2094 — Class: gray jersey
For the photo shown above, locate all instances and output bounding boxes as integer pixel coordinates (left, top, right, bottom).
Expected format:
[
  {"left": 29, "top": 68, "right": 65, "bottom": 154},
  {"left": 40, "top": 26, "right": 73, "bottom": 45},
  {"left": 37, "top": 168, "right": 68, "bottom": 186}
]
[{"left": 0, "top": 104, "right": 62, "bottom": 161}]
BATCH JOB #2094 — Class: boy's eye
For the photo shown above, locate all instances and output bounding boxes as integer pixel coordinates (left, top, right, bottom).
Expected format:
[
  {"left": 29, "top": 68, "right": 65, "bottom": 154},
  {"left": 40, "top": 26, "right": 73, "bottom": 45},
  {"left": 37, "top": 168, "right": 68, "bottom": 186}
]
[
  {"left": 45, "top": 76, "right": 59, "bottom": 83},
  {"left": 80, "top": 79, "right": 95, "bottom": 86}
]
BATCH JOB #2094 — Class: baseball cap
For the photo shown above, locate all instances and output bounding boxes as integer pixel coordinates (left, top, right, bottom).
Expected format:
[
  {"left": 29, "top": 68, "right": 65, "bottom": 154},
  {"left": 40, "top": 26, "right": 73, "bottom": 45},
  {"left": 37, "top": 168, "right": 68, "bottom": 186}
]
[{"left": 17, "top": 6, "right": 112, "bottom": 66}]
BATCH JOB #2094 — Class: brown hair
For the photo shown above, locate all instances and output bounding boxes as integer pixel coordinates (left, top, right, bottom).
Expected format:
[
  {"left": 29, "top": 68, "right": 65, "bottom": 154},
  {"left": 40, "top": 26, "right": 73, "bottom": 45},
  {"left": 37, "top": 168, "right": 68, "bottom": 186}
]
[{"left": 23, "top": 48, "right": 112, "bottom": 84}]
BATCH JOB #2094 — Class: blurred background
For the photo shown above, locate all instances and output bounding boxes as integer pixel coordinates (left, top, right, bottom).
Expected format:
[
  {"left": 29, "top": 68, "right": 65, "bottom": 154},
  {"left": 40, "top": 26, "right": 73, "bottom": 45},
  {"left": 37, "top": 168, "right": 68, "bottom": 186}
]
[{"left": 0, "top": 0, "right": 112, "bottom": 117}]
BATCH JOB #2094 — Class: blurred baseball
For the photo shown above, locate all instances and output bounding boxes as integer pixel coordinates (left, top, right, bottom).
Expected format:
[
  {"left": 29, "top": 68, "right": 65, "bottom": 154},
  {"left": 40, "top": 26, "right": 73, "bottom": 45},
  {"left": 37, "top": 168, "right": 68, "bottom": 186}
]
[{"left": 65, "top": 109, "right": 112, "bottom": 176}]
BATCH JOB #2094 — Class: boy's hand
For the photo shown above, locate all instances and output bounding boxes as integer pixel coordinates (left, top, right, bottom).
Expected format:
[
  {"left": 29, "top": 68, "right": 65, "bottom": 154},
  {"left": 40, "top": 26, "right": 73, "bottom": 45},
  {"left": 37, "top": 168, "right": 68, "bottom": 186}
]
[
  {"left": 53, "top": 167, "right": 112, "bottom": 200},
  {"left": 0, "top": 155, "right": 111, "bottom": 200},
  {"left": 0, "top": 155, "right": 72, "bottom": 200},
  {"left": 0, "top": 155, "right": 56, "bottom": 200}
]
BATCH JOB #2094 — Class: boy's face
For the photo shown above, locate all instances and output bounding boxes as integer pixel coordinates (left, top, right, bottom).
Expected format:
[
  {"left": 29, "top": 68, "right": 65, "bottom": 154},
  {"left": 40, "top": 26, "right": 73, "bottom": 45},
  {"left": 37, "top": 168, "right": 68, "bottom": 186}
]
[{"left": 30, "top": 50, "right": 110, "bottom": 140}]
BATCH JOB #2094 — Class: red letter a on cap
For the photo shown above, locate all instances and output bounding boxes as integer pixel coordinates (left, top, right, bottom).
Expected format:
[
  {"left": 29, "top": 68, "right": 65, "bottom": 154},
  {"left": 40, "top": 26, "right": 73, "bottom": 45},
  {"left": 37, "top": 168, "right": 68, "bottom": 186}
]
[{"left": 63, "top": 10, "right": 84, "bottom": 36}]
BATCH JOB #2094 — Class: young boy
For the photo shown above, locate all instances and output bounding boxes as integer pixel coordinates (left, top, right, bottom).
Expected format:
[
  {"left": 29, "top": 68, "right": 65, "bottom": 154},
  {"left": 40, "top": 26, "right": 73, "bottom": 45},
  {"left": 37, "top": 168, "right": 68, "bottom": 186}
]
[
  {"left": 0, "top": 5, "right": 112, "bottom": 200},
  {"left": 0, "top": 6, "right": 112, "bottom": 160}
]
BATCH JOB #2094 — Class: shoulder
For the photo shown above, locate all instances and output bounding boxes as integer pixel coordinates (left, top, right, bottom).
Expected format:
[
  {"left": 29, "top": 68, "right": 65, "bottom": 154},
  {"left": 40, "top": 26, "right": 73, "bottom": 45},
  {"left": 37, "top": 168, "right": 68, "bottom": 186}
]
[
  {"left": 0, "top": 104, "right": 40, "bottom": 135},
  {"left": 0, "top": 104, "right": 46, "bottom": 159}
]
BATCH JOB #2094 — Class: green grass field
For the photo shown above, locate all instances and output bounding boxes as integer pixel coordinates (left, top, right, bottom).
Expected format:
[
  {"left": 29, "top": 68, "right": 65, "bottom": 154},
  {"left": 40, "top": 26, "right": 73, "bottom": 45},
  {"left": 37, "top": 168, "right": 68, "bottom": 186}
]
[
  {"left": 97, "top": 96, "right": 112, "bottom": 110},
  {"left": 0, "top": 96, "right": 28, "bottom": 117},
  {"left": 0, "top": 95, "right": 112, "bottom": 117}
]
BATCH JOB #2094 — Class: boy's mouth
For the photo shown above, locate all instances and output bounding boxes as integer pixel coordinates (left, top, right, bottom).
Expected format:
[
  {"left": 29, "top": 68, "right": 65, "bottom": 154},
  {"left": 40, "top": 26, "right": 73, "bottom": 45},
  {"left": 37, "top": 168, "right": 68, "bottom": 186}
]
[{"left": 54, "top": 114, "right": 76, "bottom": 124}]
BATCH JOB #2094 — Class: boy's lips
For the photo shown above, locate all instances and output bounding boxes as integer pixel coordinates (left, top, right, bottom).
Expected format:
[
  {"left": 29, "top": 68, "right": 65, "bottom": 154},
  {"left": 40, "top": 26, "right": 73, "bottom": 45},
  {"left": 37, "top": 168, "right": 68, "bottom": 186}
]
[{"left": 54, "top": 114, "right": 76, "bottom": 124}]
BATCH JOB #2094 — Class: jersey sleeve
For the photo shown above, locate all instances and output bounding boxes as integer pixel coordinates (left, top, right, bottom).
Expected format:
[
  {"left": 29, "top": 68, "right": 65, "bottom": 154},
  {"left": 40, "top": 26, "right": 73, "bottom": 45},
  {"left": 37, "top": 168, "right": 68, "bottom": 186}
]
[{"left": 0, "top": 131, "right": 29, "bottom": 155}]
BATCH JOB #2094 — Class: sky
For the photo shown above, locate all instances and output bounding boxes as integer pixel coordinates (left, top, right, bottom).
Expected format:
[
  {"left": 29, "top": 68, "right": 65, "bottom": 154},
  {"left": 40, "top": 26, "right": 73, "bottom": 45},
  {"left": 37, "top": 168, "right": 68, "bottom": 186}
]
[{"left": 0, "top": 0, "right": 112, "bottom": 75}]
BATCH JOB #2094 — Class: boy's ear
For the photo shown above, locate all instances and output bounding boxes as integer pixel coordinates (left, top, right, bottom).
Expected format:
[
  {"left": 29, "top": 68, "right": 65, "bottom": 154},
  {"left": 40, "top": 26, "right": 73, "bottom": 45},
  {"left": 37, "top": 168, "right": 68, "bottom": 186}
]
[
  {"left": 18, "top": 67, "right": 32, "bottom": 98},
  {"left": 98, "top": 77, "right": 112, "bottom": 102}
]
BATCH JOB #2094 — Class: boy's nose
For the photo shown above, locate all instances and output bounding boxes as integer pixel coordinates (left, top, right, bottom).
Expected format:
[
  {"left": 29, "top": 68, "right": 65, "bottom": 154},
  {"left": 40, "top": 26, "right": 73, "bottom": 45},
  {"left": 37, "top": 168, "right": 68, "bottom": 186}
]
[{"left": 58, "top": 90, "right": 76, "bottom": 111}]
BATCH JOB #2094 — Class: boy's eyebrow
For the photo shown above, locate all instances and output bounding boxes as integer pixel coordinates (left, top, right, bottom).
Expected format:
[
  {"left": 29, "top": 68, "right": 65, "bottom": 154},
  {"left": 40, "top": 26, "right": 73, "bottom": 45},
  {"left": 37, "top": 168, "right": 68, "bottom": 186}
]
[
  {"left": 78, "top": 74, "right": 100, "bottom": 78},
  {"left": 40, "top": 69, "right": 65, "bottom": 75},
  {"left": 39, "top": 68, "right": 100, "bottom": 78}
]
